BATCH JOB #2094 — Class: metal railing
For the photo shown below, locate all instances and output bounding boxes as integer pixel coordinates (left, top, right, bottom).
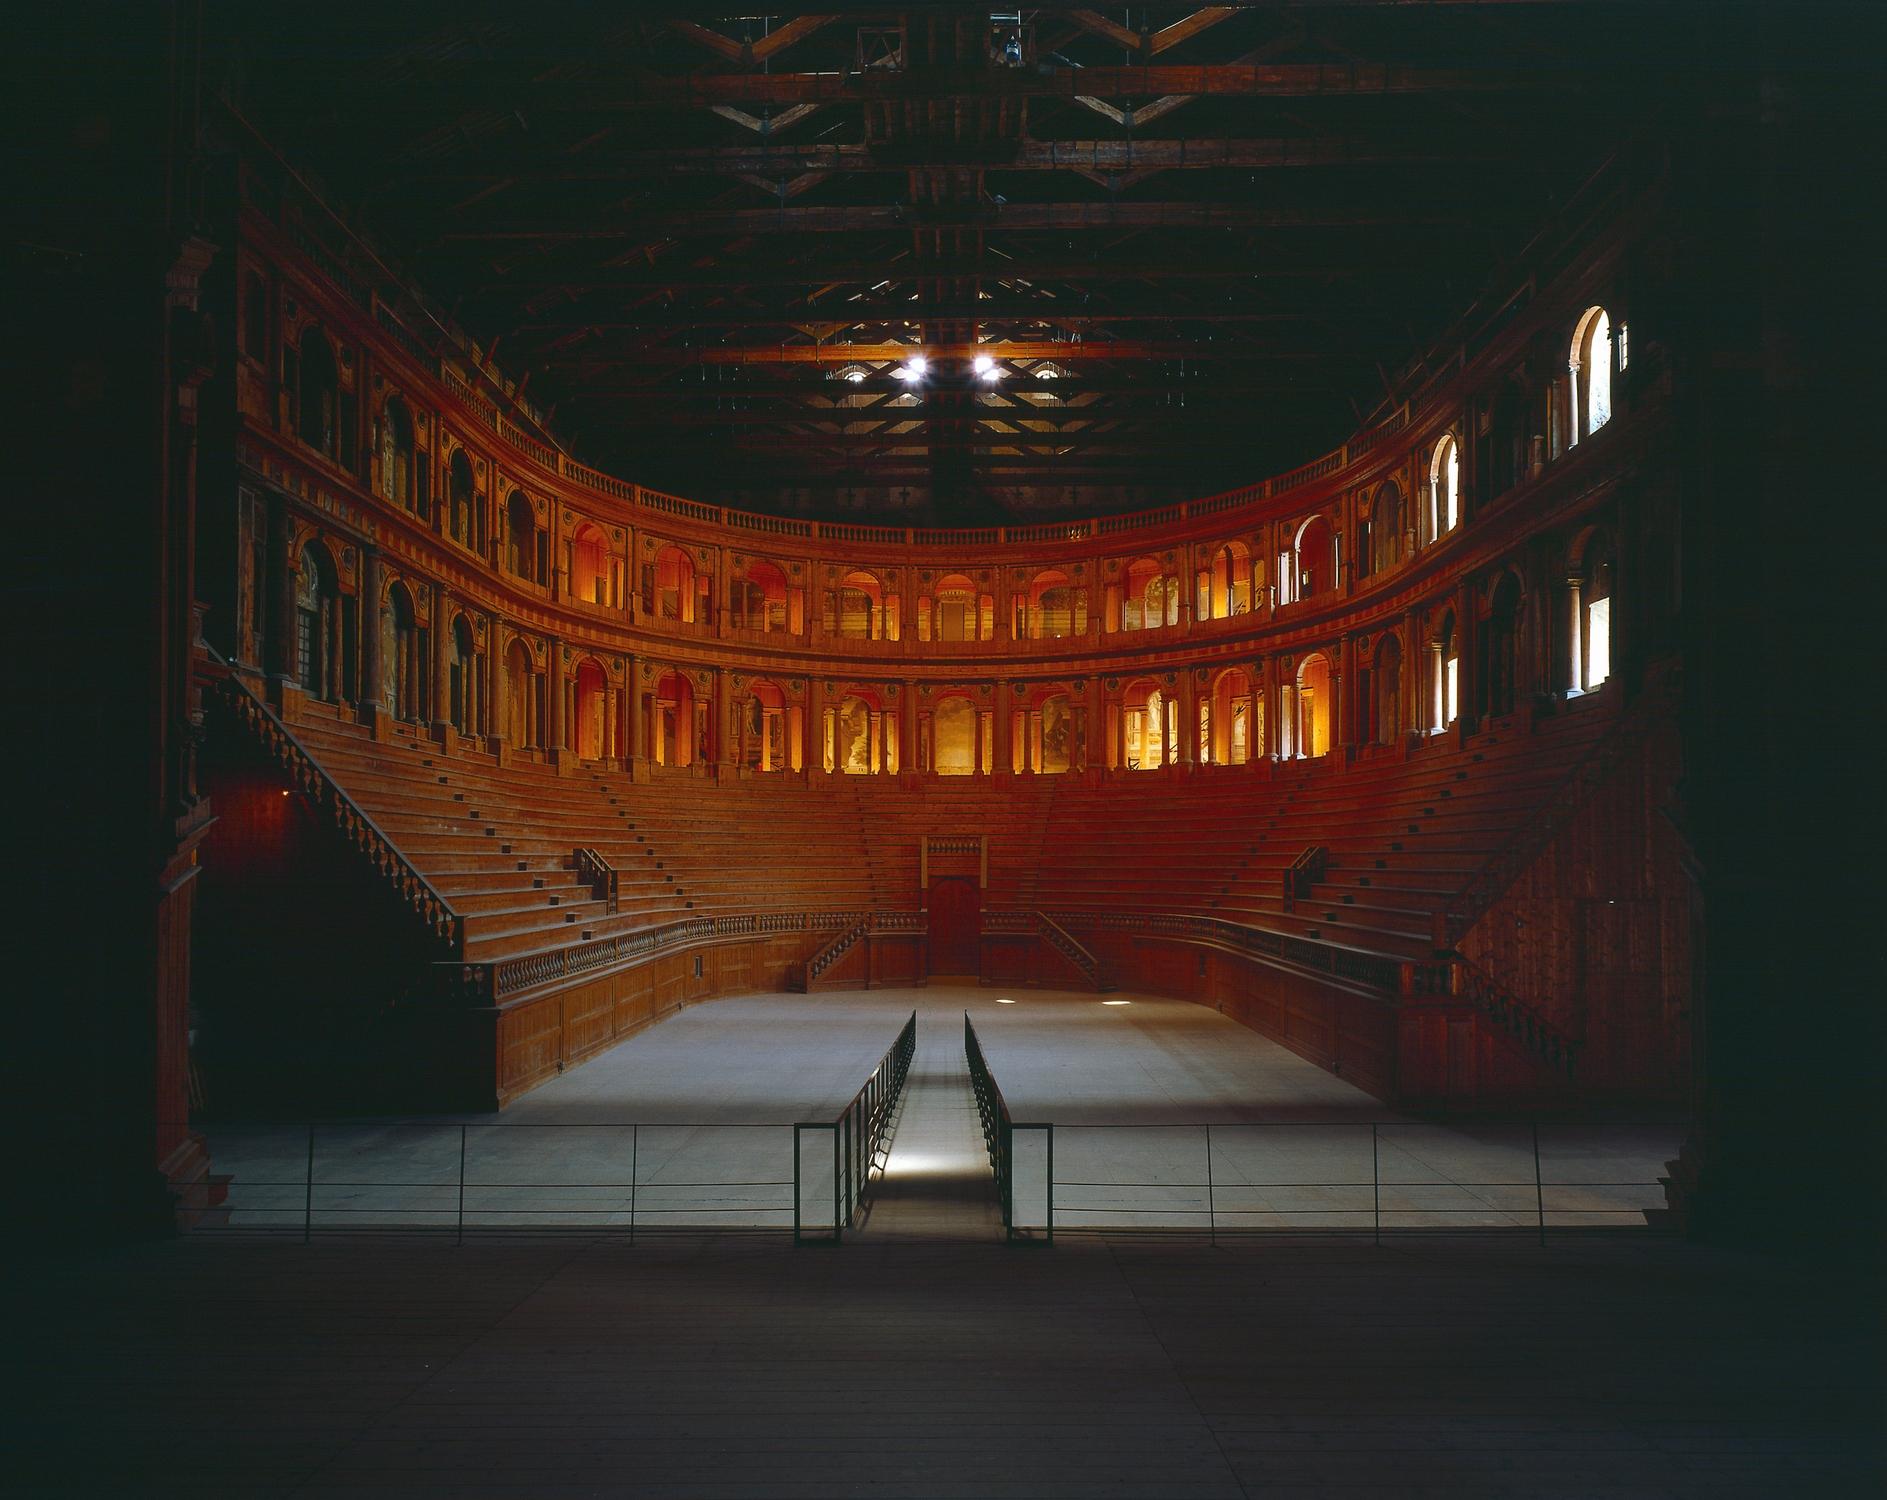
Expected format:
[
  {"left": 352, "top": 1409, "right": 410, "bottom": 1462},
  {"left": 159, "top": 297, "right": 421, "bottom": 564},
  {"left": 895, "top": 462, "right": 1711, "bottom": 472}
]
[
  {"left": 572, "top": 846, "right": 619, "bottom": 914},
  {"left": 964, "top": 1014, "right": 1054, "bottom": 1242},
  {"left": 1044, "top": 1120, "right": 1680, "bottom": 1243},
  {"left": 1282, "top": 845, "right": 1328, "bottom": 913},
  {"left": 794, "top": 1010, "right": 918, "bottom": 1243},
  {"left": 196, "top": 1015, "right": 917, "bottom": 1244}
]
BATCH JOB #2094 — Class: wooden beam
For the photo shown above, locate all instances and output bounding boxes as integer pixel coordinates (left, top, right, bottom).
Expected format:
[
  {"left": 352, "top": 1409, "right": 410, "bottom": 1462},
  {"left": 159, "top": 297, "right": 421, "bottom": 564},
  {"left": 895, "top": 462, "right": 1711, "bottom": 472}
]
[
  {"left": 444, "top": 198, "right": 1465, "bottom": 242},
  {"left": 557, "top": 337, "right": 1381, "bottom": 367}
]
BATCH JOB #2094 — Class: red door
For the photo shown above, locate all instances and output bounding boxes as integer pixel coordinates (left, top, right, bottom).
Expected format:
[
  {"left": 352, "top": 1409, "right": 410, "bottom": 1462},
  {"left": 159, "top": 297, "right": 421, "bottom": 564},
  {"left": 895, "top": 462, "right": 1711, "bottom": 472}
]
[{"left": 928, "top": 878, "right": 981, "bottom": 977}]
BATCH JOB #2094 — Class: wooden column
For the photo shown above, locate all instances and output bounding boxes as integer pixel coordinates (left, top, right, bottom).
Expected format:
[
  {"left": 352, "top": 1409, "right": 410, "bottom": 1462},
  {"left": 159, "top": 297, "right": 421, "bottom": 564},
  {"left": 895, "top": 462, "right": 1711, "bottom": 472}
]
[
  {"left": 431, "top": 584, "right": 452, "bottom": 731},
  {"left": 715, "top": 668, "right": 733, "bottom": 767},
  {"left": 547, "top": 638, "right": 565, "bottom": 750},
  {"left": 490, "top": 628, "right": 508, "bottom": 751},
  {"left": 1178, "top": 670, "right": 1197, "bottom": 765},
  {"left": 1339, "top": 636, "right": 1358, "bottom": 749},
  {"left": 898, "top": 682, "right": 917, "bottom": 773},
  {"left": 993, "top": 679, "right": 1012, "bottom": 776},
  {"left": 359, "top": 548, "right": 384, "bottom": 711},
  {"left": 269, "top": 497, "right": 296, "bottom": 685},
  {"left": 806, "top": 677, "right": 824, "bottom": 773},
  {"left": 627, "top": 655, "right": 646, "bottom": 765}
]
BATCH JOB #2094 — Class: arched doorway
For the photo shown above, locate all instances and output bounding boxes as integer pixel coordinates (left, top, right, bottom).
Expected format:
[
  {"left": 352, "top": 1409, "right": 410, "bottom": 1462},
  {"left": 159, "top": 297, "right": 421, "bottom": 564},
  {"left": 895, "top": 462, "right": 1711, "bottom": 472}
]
[
  {"left": 1486, "top": 574, "right": 1522, "bottom": 718},
  {"left": 383, "top": 583, "right": 419, "bottom": 721},
  {"left": 932, "top": 694, "right": 979, "bottom": 776},
  {"left": 653, "top": 670, "right": 696, "bottom": 766},
  {"left": 1373, "top": 636, "right": 1403, "bottom": 746},
  {"left": 1296, "top": 653, "right": 1332, "bottom": 758},
  {"left": 1210, "top": 667, "right": 1256, "bottom": 765},
  {"left": 573, "top": 657, "right": 608, "bottom": 761},
  {"left": 504, "top": 639, "right": 537, "bottom": 748},
  {"left": 295, "top": 542, "right": 339, "bottom": 699},
  {"left": 449, "top": 616, "right": 478, "bottom": 736},
  {"left": 1124, "top": 680, "right": 1167, "bottom": 769}
]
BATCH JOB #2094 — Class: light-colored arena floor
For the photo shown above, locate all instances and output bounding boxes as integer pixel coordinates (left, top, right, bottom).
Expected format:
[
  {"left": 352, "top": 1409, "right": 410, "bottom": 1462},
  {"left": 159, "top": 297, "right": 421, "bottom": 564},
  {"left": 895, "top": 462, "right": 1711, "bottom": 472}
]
[{"left": 207, "top": 986, "right": 1679, "bottom": 1236}]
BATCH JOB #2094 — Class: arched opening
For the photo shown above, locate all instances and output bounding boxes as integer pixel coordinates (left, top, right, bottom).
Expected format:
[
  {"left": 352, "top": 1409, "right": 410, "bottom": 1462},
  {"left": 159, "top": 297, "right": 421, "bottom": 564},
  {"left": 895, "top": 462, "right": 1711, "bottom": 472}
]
[
  {"left": 1433, "top": 613, "right": 1460, "bottom": 731},
  {"left": 1373, "top": 635, "right": 1403, "bottom": 746},
  {"left": 296, "top": 330, "right": 338, "bottom": 461},
  {"left": 1579, "top": 540, "right": 1615, "bottom": 692},
  {"left": 1209, "top": 667, "right": 1257, "bottom": 766},
  {"left": 1572, "top": 306, "right": 1613, "bottom": 442},
  {"left": 740, "top": 679, "right": 791, "bottom": 772},
  {"left": 1429, "top": 435, "right": 1460, "bottom": 542},
  {"left": 1021, "top": 569, "right": 1085, "bottom": 639},
  {"left": 1292, "top": 515, "right": 1336, "bottom": 601},
  {"left": 652, "top": 546, "right": 697, "bottom": 622},
  {"left": 733, "top": 559, "right": 789, "bottom": 634},
  {"left": 294, "top": 541, "right": 340, "bottom": 699},
  {"left": 1486, "top": 572, "right": 1523, "bottom": 718},
  {"left": 570, "top": 523, "right": 611, "bottom": 607},
  {"left": 448, "top": 615, "right": 479, "bottom": 737},
  {"left": 1123, "top": 680, "right": 1168, "bottom": 770},
  {"left": 932, "top": 694, "right": 980, "bottom": 776},
  {"left": 447, "top": 450, "right": 477, "bottom": 550},
  {"left": 572, "top": 657, "right": 608, "bottom": 761},
  {"left": 504, "top": 639, "right": 538, "bottom": 749},
  {"left": 833, "top": 691, "right": 886, "bottom": 774},
  {"left": 1122, "top": 558, "right": 1178, "bottom": 631},
  {"left": 831, "top": 570, "right": 894, "bottom": 640},
  {"left": 505, "top": 494, "right": 543, "bottom": 584},
  {"left": 928, "top": 574, "right": 988, "bottom": 642},
  {"left": 383, "top": 582, "right": 421, "bottom": 722},
  {"left": 1372, "top": 482, "right": 1403, "bottom": 575},
  {"left": 379, "top": 397, "right": 414, "bottom": 511},
  {"left": 653, "top": 670, "right": 697, "bottom": 767},
  {"left": 1038, "top": 694, "right": 1075, "bottom": 774},
  {"left": 1208, "top": 541, "right": 1254, "bottom": 619},
  {"left": 1296, "top": 653, "right": 1332, "bottom": 758}
]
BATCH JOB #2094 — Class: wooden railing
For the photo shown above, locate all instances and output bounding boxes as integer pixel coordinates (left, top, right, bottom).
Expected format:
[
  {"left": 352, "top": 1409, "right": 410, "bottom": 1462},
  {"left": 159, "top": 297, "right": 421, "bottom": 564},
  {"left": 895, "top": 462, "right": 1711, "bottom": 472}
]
[
  {"left": 1282, "top": 845, "right": 1328, "bottom": 913},
  {"left": 800, "top": 914, "right": 873, "bottom": 990},
  {"left": 572, "top": 847, "right": 618, "bottom": 914},
  {"left": 214, "top": 664, "right": 461, "bottom": 949},
  {"left": 1454, "top": 955, "right": 1582, "bottom": 1078},
  {"left": 1036, "top": 911, "right": 1109, "bottom": 992},
  {"left": 1439, "top": 676, "right": 1675, "bottom": 949}
]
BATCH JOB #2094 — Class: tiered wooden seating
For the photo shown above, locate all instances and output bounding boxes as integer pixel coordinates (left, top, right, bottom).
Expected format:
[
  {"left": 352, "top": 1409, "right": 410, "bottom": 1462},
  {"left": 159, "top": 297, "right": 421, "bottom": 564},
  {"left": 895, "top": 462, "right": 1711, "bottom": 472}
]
[
  {"left": 291, "top": 709, "right": 694, "bottom": 963},
  {"left": 283, "top": 694, "right": 1621, "bottom": 982}
]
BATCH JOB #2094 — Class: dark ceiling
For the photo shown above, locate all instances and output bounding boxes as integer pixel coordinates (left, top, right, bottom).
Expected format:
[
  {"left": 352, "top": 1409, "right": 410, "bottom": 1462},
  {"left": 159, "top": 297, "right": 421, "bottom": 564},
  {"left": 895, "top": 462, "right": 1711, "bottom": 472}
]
[{"left": 208, "top": 2, "right": 1722, "bottom": 522}]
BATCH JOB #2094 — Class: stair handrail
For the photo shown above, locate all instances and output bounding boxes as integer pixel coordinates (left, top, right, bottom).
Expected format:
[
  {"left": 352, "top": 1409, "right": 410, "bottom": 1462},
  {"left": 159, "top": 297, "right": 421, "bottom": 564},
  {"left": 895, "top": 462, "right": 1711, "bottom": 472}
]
[
  {"left": 1454, "top": 954, "right": 1582, "bottom": 1078},
  {"left": 572, "top": 846, "right": 619, "bottom": 914},
  {"left": 1440, "top": 676, "right": 1675, "bottom": 949},
  {"left": 1282, "top": 845, "right": 1329, "bottom": 913},
  {"left": 1036, "top": 910, "right": 1105, "bottom": 991},
  {"left": 213, "top": 661, "right": 461, "bottom": 948},
  {"left": 804, "top": 913, "right": 872, "bottom": 985}
]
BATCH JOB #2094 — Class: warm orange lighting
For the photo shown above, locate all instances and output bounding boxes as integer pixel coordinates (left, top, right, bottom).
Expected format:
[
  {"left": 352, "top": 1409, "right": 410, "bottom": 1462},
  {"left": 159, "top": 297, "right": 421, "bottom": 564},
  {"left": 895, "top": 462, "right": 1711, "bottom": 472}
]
[{"left": 1102, "top": 999, "right": 1130, "bottom": 1006}]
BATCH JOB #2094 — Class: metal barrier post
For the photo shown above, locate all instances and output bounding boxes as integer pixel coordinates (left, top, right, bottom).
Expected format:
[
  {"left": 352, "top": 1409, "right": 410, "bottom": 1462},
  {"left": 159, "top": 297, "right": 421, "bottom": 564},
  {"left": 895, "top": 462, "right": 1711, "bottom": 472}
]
[
  {"left": 457, "top": 1124, "right": 467, "bottom": 1245},
  {"left": 1371, "top": 1123, "right": 1381, "bottom": 1247},
  {"left": 832, "top": 1123, "right": 843, "bottom": 1242},
  {"left": 629, "top": 1124, "right": 639, "bottom": 1245},
  {"left": 303, "top": 1124, "right": 315, "bottom": 1243},
  {"left": 1533, "top": 1120, "right": 1546, "bottom": 1247},
  {"left": 792, "top": 1124, "right": 803, "bottom": 1244},
  {"left": 1205, "top": 1124, "right": 1216, "bottom": 1247},
  {"left": 1045, "top": 1123, "right": 1054, "bottom": 1243}
]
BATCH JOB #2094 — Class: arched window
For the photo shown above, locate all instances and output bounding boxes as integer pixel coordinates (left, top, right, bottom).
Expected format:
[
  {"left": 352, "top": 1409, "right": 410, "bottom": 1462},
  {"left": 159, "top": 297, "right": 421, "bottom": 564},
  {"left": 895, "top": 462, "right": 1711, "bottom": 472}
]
[
  {"left": 830, "top": 570, "right": 893, "bottom": 640},
  {"left": 1428, "top": 436, "right": 1460, "bottom": 542},
  {"left": 1022, "top": 570, "right": 1085, "bottom": 639},
  {"left": 508, "top": 492, "right": 542, "bottom": 584},
  {"left": 504, "top": 639, "right": 539, "bottom": 749},
  {"left": 653, "top": 670, "right": 697, "bottom": 767},
  {"left": 295, "top": 542, "right": 339, "bottom": 699},
  {"left": 297, "top": 330, "right": 338, "bottom": 461},
  {"left": 384, "top": 583, "right": 421, "bottom": 722},
  {"left": 1571, "top": 307, "right": 1613, "bottom": 443},
  {"left": 1123, "top": 681, "right": 1167, "bottom": 770},
  {"left": 1373, "top": 636, "right": 1402, "bottom": 746},
  {"left": 1433, "top": 613, "right": 1459, "bottom": 731},
  {"left": 449, "top": 616, "right": 479, "bottom": 737},
  {"left": 928, "top": 574, "right": 987, "bottom": 643},
  {"left": 1293, "top": 516, "right": 1335, "bottom": 601},
  {"left": 1037, "top": 694, "right": 1075, "bottom": 774},
  {"left": 379, "top": 398, "right": 414, "bottom": 511},
  {"left": 647, "top": 546, "right": 695, "bottom": 621},
  {"left": 1580, "top": 543, "right": 1614, "bottom": 692},
  {"left": 1120, "top": 559, "right": 1179, "bottom": 631},
  {"left": 832, "top": 691, "right": 886, "bottom": 774},
  {"left": 572, "top": 657, "right": 608, "bottom": 761},
  {"left": 1208, "top": 542, "right": 1253, "bottom": 619},
  {"left": 1296, "top": 653, "right": 1332, "bottom": 759},
  {"left": 931, "top": 695, "right": 980, "bottom": 776},
  {"left": 733, "top": 559, "right": 790, "bottom": 634},
  {"left": 740, "top": 680, "right": 791, "bottom": 772},
  {"left": 1372, "top": 482, "right": 1403, "bottom": 575},
  {"left": 1209, "top": 667, "right": 1257, "bottom": 766},
  {"left": 570, "top": 523, "right": 612, "bottom": 607},
  {"left": 447, "top": 450, "right": 476, "bottom": 550}
]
